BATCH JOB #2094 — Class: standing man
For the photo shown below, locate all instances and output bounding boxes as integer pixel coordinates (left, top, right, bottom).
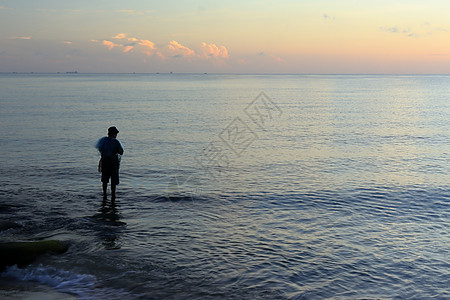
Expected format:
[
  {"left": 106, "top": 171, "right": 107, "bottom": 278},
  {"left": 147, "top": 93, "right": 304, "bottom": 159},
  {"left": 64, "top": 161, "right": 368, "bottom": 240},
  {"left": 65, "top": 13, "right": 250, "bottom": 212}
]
[{"left": 96, "top": 126, "right": 124, "bottom": 200}]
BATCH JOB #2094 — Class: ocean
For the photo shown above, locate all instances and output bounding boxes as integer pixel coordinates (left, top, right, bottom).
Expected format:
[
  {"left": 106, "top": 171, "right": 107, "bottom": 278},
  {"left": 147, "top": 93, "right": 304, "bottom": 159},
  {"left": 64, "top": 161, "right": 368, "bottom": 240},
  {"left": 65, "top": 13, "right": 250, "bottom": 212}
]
[{"left": 0, "top": 73, "right": 448, "bottom": 299}]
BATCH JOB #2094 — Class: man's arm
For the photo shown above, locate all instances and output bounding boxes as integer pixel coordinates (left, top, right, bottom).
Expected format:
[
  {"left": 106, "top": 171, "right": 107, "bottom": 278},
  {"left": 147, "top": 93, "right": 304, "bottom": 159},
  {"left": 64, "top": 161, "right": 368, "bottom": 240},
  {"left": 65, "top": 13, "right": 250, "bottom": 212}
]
[{"left": 117, "top": 140, "right": 124, "bottom": 155}]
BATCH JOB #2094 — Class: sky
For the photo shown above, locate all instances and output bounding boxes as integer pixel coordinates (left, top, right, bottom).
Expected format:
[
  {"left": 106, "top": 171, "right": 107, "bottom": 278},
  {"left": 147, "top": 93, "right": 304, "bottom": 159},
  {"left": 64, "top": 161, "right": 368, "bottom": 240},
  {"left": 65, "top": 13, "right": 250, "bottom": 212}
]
[{"left": 1, "top": 0, "right": 450, "bottom": 73}]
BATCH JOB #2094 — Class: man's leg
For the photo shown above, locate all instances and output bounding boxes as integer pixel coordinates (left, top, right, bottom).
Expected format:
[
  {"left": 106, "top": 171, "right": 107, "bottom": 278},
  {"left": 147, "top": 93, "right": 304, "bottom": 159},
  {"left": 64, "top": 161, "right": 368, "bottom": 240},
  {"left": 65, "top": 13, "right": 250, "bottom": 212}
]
[
  {"left": 111, "top": 165, "right": 119, "bottom": 200},
  {"left": 111, "top": 184, "right": 116, "bottom": 200},
  {"left": 103, "top": 182, "right": 108, "bottom": 197}
]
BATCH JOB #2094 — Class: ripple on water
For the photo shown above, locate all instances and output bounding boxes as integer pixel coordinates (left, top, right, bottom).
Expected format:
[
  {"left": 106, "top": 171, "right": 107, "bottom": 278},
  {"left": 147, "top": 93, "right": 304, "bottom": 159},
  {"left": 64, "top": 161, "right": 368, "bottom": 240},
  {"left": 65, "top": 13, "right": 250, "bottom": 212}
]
[{"left": 1, "top": 182, "right": 448, "bottom": 298}]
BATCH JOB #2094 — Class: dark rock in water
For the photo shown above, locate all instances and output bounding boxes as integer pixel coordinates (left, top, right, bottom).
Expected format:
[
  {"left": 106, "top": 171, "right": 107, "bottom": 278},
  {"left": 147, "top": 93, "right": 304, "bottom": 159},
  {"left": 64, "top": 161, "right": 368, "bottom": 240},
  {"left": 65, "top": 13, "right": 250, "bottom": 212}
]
[
  {"left": 0, "top": 221, "right": 22, "bottom": 231},
  {"left": 0, "top": 240, "right": 68, "bottom": 272}
]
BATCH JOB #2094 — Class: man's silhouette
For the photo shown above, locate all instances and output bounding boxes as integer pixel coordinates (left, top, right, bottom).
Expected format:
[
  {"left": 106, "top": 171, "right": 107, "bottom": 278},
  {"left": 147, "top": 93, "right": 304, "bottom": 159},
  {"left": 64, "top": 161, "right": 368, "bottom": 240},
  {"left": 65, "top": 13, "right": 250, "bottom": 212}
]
[{"left": 96, "top": 126, "right": 124, "bottom": 200}]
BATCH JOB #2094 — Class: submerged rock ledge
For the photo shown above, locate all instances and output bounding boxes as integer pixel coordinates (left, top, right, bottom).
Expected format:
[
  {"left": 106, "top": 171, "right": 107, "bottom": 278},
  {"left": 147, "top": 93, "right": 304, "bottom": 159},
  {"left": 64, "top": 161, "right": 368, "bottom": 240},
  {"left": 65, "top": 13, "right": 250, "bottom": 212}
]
[{"left": 0, "top": 240, "right": 68, "bottom": 272}]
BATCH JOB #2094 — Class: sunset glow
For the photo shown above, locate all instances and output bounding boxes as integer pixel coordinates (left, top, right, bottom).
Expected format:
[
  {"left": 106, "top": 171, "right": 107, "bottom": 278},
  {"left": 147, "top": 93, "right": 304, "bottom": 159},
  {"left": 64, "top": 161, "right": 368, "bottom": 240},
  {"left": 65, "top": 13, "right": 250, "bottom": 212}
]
[{"left": 1, "top": 0, "right": 450, "bottom": 73}]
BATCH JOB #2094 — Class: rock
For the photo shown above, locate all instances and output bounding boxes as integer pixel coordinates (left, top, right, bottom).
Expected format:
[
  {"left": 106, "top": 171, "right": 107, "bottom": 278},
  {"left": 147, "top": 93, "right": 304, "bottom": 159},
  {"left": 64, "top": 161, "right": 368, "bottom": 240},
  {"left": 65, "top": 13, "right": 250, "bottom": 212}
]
[{"left": 0, "top": 240, "right": 68, "bottom": 272}]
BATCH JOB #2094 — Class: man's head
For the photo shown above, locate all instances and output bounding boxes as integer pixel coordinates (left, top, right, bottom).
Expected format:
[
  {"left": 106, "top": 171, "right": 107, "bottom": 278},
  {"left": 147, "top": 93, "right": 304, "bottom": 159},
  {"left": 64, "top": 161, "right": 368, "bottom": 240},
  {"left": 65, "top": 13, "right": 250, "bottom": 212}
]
[{"left": 108, "top": 126, "right": 119, "bottom": 137}]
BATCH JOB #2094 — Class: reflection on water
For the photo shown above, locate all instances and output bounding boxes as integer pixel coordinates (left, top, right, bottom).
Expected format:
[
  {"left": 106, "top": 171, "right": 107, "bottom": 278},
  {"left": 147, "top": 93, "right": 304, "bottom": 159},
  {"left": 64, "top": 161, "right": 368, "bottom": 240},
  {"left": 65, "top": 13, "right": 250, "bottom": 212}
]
[{"left": 92, "top": 199, "right": 126, "bottom": 250}]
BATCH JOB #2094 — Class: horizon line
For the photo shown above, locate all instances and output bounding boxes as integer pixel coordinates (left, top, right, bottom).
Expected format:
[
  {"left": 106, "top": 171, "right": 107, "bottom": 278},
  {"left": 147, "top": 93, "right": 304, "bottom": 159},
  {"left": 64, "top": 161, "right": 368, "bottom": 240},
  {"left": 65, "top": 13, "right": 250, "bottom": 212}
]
[{"left": 2, "top": 71, "right": 450, "bottom": 76}]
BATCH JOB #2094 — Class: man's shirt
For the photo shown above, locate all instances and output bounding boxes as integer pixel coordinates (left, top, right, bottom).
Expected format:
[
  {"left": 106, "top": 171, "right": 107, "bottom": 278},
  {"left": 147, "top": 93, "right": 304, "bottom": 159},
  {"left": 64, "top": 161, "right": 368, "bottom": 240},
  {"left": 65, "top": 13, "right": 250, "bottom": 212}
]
[{"left": 96, "top": 137, "right": 124, "bottom": 158}]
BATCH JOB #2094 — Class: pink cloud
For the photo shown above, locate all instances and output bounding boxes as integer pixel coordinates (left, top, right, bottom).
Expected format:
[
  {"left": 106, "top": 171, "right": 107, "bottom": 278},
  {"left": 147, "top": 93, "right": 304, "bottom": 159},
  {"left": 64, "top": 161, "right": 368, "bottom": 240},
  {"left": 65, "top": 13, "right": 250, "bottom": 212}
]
[
  {"left": 155, "top": 52, "right": 166, "bottom": 60},
  {"left": 139, "top": 40, "right": 157, "bottom": 56},
  {"left": 102, "top": 40, "right": 121, "bottom": 50},
  {"left": 95, "top": 34, "right": 233, "bottom": 66},
  {"left": 103, "top": 34, "right": 158, "bottom": 55},
  {"left": 139, "top": 40, "right": 155, "bottom": 49},
  {"left": 168, "top": 40, "right": 196, "bottom": 57},
  {"left": 123, "top": 45, "right": 134, "bottom": 53},
  {"left": 113, "top": 33, "right": 127, "bottom": 39},
  {"left": 9, "top": 36, "right": 32, "bottom": 40},
  {"left": 200, "top": 42, "right": 229, "bottom": 59},
  {"left": 113, "top": 33, "right": 138, "bottom": 42}
]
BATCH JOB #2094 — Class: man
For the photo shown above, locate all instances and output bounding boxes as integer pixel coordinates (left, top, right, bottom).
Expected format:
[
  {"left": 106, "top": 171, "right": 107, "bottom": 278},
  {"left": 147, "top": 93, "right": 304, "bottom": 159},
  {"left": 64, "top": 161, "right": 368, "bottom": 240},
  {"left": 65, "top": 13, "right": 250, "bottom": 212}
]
[{"left": 96, "top": 126, "right": 124, "bottom": 199}]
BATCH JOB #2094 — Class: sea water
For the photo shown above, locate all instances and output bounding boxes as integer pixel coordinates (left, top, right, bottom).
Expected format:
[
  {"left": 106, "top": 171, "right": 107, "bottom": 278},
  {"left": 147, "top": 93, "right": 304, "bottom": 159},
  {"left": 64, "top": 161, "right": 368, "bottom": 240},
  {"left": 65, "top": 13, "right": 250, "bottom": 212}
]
[{"left": 0, "top": 73, "right": 448, "bottom": 299}]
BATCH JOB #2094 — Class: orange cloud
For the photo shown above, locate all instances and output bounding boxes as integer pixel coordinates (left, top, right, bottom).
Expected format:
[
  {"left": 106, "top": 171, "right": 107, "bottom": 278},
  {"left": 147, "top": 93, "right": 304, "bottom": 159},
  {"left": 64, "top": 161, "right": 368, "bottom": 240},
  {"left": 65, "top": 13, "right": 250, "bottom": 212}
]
[
  {"left": 9, "top": 36, "right": 32, "bottom": 40},
  {"left": 113, "top": 33, "right": 127, "bottom": 39},
  {"left": 106, "top": 34, "right": 158, "bottom": 55},
  {"left": 139, "top": 40, "right": 155, "bottom": 49},
  {"left": 200, "top": 42, "right": 229, "bottom": 59},
  {"left": 102, "top": 40, "right": 121, "bottom": 50},
  {"left": 123, "top": 45, "right": 134, "bottom": 53},
  {"left": 168, "top": 40, "right": 196, "bottom": 57},
  {"left": 113, "top": 33, "right": 139, "bottom": 42},
  {"left": 95, "top": 34, "right": 232, "bottom": 65},
  {"left": 139, "top": 40, "right": 157, "bottom": 56}
]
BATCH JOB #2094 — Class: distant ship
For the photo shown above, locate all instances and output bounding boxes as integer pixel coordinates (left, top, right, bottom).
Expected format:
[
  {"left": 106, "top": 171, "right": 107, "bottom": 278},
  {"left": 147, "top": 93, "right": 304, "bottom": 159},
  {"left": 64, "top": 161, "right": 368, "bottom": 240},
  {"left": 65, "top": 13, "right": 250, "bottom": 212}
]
[{"left": 66, "top": 71, "right": 78, "bottom": 74}]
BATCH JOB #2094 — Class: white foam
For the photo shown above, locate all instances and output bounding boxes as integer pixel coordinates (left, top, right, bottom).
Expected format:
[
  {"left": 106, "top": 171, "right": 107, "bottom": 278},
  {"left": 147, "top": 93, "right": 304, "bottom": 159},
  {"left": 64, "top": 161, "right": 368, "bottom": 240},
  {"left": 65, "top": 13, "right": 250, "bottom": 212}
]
[{"left": 1, "top": 265, "right": 134, "bottom": 300}]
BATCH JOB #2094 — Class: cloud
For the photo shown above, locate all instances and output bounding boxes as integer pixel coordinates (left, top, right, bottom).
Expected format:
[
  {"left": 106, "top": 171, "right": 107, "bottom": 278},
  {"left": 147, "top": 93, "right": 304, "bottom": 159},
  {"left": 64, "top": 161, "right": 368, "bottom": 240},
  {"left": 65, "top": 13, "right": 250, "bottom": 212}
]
[
  {"left": 403, "top": 29, "right": 418, "bottom": 38},
  {"left": 102, "top": 40, "right": 121, "bottom": 50},
  {"left": 113, "top": 33, "right": 127, "bottom": 39},
  {"left": 0, "top": 6, "right": 10, "bottom": 10},
  {"left": 97, "top": 34, "right": 160, "bottom": 56},
  {"left": 139, "top": 40, "right": 155, "bottom": 49},
  {"left": 63, "top": 41, "right": 73, "bottom": 45},
  {"left": 323, "top": 13, "right": 335, "bottom": 21},
  {"left": 380, "top": 26, "right": 418, "bottom": 38},
  {"left": 139, "top": 40, "right": 157, "bottom": 56},
  {"left": 421, "top": 22, "right": 449, "bottom": 35},
  {"left": 116, "top": 9, "right": 152, "bottom": 16},
  {"left": 380, "top": 26, "right": 399, "bottom": 33},
  {"left": 168, "top": 40, "right": 196, "bottom": 58},
  {"left": 103, "top": 40, "right": 135, "bottom": 53},
  {"left": 9, "top": 36, "right": 32, "bottom": 40},
  {"left": 113, "top": 33, "right": 144, "bottom": 44},
  {"left": 200, "top": 42, "right": 229, "bottom": 59},
  {"left": 380, "top": 23, "right": 449, "bottom": 38},
  {"left": 123, "top": 45, "right": 134, "bottom": 53},
  {"left": 94, "top": 33, "right": 232, "bottom": 66}
]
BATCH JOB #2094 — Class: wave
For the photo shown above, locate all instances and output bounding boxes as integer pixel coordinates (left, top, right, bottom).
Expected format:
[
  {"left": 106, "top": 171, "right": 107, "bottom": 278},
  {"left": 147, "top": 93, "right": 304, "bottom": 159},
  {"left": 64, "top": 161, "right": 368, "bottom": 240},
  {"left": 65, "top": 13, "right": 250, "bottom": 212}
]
[{"left": 1, "top": 265, "right": 137, "bottom": 300}]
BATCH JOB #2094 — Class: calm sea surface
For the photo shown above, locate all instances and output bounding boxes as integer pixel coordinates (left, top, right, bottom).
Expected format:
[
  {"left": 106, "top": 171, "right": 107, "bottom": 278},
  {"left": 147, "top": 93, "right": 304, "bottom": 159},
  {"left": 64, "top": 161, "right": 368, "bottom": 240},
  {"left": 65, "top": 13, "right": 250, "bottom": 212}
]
[{"left": 0, "top": 73, "right": 449, "bottom": 299}]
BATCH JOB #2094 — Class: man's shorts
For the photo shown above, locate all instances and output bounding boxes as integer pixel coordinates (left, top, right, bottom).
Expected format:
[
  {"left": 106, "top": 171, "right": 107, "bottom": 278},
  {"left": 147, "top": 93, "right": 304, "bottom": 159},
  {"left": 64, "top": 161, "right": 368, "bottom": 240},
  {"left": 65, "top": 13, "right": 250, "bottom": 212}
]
[{"left": 101, "top": 156, "right": 120, "bottom": 185}]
